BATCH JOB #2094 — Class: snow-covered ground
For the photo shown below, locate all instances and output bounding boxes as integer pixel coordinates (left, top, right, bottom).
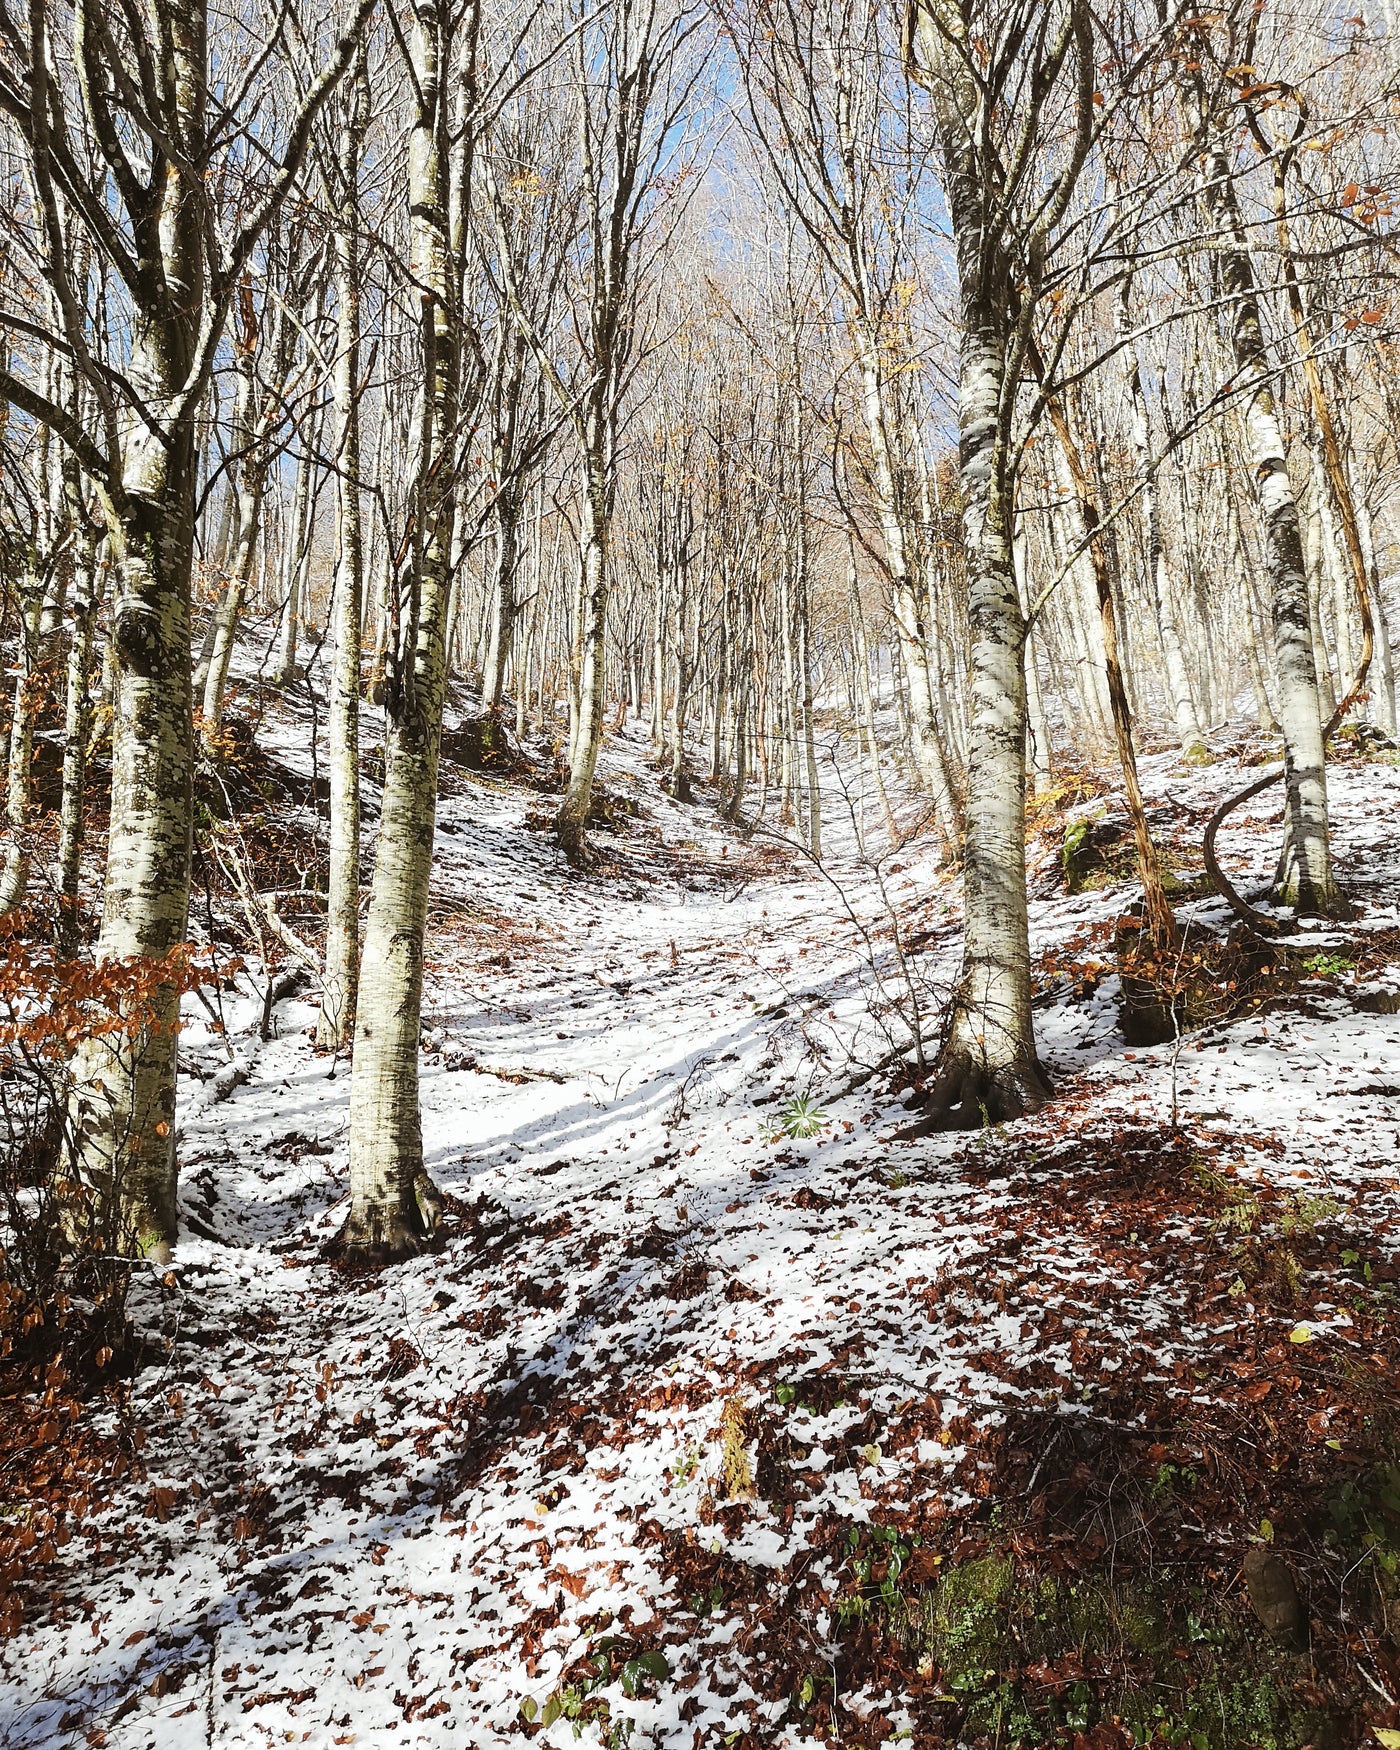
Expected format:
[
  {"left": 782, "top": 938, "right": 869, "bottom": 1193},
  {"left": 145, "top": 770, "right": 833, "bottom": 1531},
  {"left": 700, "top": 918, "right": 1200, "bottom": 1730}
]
[{"left": 3, "top": 718, "right": 1398, "bottom": 1748}]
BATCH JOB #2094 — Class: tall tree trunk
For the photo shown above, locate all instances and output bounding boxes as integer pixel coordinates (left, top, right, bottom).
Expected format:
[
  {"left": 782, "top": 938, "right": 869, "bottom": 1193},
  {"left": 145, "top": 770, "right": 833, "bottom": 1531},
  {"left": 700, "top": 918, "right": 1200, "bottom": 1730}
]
[
  {"left": 668, "top": 522, "right": 696, "bottom": 800},
  {"left": 1188, "top": 83, "right": 1343, "bottom": 915},
  {"left": 341, "top": 0, "right": 460, "bottom": 1258},
  {"left": 1013, "top": 533, "right": 1053, "bottom": 793},
  {"left": 0, "top": 570, "right": 42, "bottom": 914},
  {"left": 201, "top": 298, "right": 263, "bottom": 751},
  {"left": 65, "top": 0, "right": 210, "bottom": 1251},
  {"left": 57, "top": 500, "right": 104, "bottom": 952},
  {"left": 906, "top": 0, "right": 1091, "bottom": 1124},
  {"left": 3, "top": 0, "right": 367, "bottom": 1250},
  {"left": 1355, "top": 486, "right": 1396, "bottom": 737},
  {"left": 480, "top": 485, "right": 521, "bottom": 712},
  {"left": 480, "top": 333, "right": 528, "bottom": 713},
  {"left": 928, "top": 309, "right": 1049, "bottom": 1121},
  {"left": 273, "top": 424, "right": 317, "bottom": 685},
  {"left": 318, "top": 52, "right": 369, "bottom": 1053},
  {"left": 557, "top": 462, "right": 609, "bottom": 857},
  {"left": 796, "top": 525, "right": 821, "bottom": 860},
  {"left": 850, "top": 331, "right": 961, "bottom": 845},
  {"left": 1038, "top": 374, "right": 1180, "bottom": 1044},
  {"left": 1119, "top": 288, "right": 1207, "bottom": 761},
  {"left": 70, "top": 364, "right": 200, "bottom": 1254}
]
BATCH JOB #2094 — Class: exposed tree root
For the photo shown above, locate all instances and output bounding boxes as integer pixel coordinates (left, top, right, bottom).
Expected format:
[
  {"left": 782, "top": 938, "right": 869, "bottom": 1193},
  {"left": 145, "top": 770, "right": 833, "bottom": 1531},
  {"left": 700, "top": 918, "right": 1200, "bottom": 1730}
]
[
  {"left": 327, "top": 1170, "right": 443, "bottom": 1264},
  {"left": 553, "top": 805, "right": 594, "bottom": 869},
  {"left": 1202, "top": 766, "right": 1289, "bottom": 937},
  {"left": 897, "top": 1050, "right": 1053, "bottom": 1138}
]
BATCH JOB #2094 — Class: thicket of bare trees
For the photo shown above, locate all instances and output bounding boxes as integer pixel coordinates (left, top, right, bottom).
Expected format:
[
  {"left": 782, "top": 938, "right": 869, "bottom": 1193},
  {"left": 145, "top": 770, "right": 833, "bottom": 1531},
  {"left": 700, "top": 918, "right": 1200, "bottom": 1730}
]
[{"left": 2, "top": 0, "right": 1399, "bottom": 1257}]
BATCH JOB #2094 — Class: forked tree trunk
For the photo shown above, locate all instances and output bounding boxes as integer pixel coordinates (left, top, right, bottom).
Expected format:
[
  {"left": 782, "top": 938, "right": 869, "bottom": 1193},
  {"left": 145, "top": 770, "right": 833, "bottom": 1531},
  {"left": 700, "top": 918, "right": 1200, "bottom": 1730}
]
[
  {"left": 0, "top": 0, "right": 359, "bottom": 1250},
  {"left": 907, "top": 0, "right": 1089, "bottom": 1125},
  {"left": 69, "top": 370, "right": 200, "bottom": 1253}
]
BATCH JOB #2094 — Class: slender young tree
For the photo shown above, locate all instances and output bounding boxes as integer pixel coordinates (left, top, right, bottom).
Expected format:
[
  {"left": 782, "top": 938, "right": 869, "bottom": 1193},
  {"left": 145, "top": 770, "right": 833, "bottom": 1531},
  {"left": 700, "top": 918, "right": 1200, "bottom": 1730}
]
[
  {"left": 490, "top": 0, "right": 708, "bottom": 860},
  {"left": 317, "top": 46, "right": 372, "bottom": 1053}
]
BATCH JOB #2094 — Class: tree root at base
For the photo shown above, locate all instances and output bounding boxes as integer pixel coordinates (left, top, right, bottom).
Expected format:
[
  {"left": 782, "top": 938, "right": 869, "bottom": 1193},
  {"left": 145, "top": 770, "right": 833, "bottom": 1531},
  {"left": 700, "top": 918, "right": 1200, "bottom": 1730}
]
[
  {"left": 326, "top": 1170, "right": 444, "bottom": 1264},
  {"left": 896, "top": 1053, "right": 1053, "bottom": 1138}
]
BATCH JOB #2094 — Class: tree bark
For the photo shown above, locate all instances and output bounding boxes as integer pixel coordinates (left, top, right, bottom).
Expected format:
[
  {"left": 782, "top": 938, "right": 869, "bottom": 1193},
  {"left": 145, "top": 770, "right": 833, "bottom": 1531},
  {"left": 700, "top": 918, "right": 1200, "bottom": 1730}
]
[
  {"left": 1187, "top": 81, "right": 1343, "bottom": 915},
  {"left": 340, "top": 0, "right": 460, "bottom": 1259},
  {"left": 57, "top": 499, "right": 104, "bottom": 953},
  {"left": 200, "top": 293, "right": 264, "bottom": 752},
  {"left": 557, "top": 465, "right": 609, "bottom": 858},
  {"left": 1119, "top": 291, "right": 1207, "bottom": 761},
  {"left": 906, "top": 0, "right": 1091, "bottom": 1124},
  {"left": 318, "top": 53, "right": 369, "bottom": 1053}
]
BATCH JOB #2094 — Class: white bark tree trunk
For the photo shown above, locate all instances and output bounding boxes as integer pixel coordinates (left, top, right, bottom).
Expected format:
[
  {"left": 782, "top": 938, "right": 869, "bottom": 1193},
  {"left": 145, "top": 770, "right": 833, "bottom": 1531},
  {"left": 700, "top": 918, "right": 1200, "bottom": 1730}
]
[
  {"left": 57, "top": 498, "right": 104, "bottom": 952},
  {"left": 1120, "top": 295, "right": 1206, "bottom": 760},
  {"left": 557, "top": 466, "right": 609, "bottom": 857},
  {"left": 1189, "top": 93, "right": 1343, "bottom": 914},
  {"left": 201, "top": 305, "right": 264, "bottom": 751},
  {"left": 318, "top": 54, "right": 369, "bottom": 1053},
  {"left": 341, "top": 0, "right": 460, "bottom": 1258}
]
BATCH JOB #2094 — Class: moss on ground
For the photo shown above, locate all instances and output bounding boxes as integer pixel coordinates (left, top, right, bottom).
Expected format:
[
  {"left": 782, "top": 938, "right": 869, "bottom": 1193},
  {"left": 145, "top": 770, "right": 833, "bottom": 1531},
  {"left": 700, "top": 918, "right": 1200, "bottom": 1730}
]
[{"left": 879, "top": 1558, "right": 1345, "bottom": 1748}]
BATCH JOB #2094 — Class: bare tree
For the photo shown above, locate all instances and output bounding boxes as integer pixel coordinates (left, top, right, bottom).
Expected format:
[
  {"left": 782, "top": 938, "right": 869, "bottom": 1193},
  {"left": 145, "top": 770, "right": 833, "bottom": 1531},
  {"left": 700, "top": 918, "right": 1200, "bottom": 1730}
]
[{"left": 0, "top": 0, "right": 372, "bottom": 1251}]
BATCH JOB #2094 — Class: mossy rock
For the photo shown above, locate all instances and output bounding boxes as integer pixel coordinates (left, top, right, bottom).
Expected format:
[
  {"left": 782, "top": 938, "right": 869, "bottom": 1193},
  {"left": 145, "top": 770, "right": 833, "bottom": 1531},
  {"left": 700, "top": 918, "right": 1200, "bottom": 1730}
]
[
  {"left": 441, "top": 715, "right": 513, "bottom": 771},
  {"left": 890, "top": 1553, "right": 1014, "bottom": 1687},
  {"left": 1062, "top": 815, "right": 1135, "bottom": 894}
]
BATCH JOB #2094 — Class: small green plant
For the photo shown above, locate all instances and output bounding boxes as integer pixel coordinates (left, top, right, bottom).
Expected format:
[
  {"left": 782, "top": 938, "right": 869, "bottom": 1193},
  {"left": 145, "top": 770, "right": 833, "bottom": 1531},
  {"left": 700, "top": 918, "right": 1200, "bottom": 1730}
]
[
  {"left": 1190, "top": 1156, "right": 1262, "bottom": 1236},
  {"left": 521, "top": 1642, "right": 669, "bottom": 1742},
  {"left": 688, "top": 1582, "right": 724, "bottom": 1616},
  {"left": 760, "top": 1093, "right": 829, "bottom": 1141},
  {"left": 1213, "top": 1194, "right": 1259, "bottom": 1235},
  {"left": 1302, "top": 951, "right": 1354, "bottom": 977},
  {"left": 1271, "top": 1246, "right": 1303, "bottom": 1299},
  {"left": 1279, "top": 1193, "right": 1342, "bottom": 1235},
  {"left": 794, "top": 1670, "right": 833, "bottom": 1710},
  {"left": 1150, "top": 1462, "right": 1198, "bottom": 1502},
  {"left": 775, "top": 1380, "right": 818, "bottom": 1414},
  {"left": 670, "top": 1445, "right": 702, "bottom": 1485},
  {"left": 845, "top": 1522, "right": 913, "bottom": 1609},
  {"left": 1340, "top": 1246, "right": 1376, "bottom": 1287}
]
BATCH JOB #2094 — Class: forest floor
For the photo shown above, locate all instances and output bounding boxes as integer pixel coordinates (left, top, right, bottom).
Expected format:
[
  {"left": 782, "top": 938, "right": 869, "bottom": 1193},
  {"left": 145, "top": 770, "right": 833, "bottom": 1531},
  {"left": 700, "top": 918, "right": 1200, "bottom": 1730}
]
[{"left": 3, "top": 704, "right": 1400, "bottom": 1750}]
